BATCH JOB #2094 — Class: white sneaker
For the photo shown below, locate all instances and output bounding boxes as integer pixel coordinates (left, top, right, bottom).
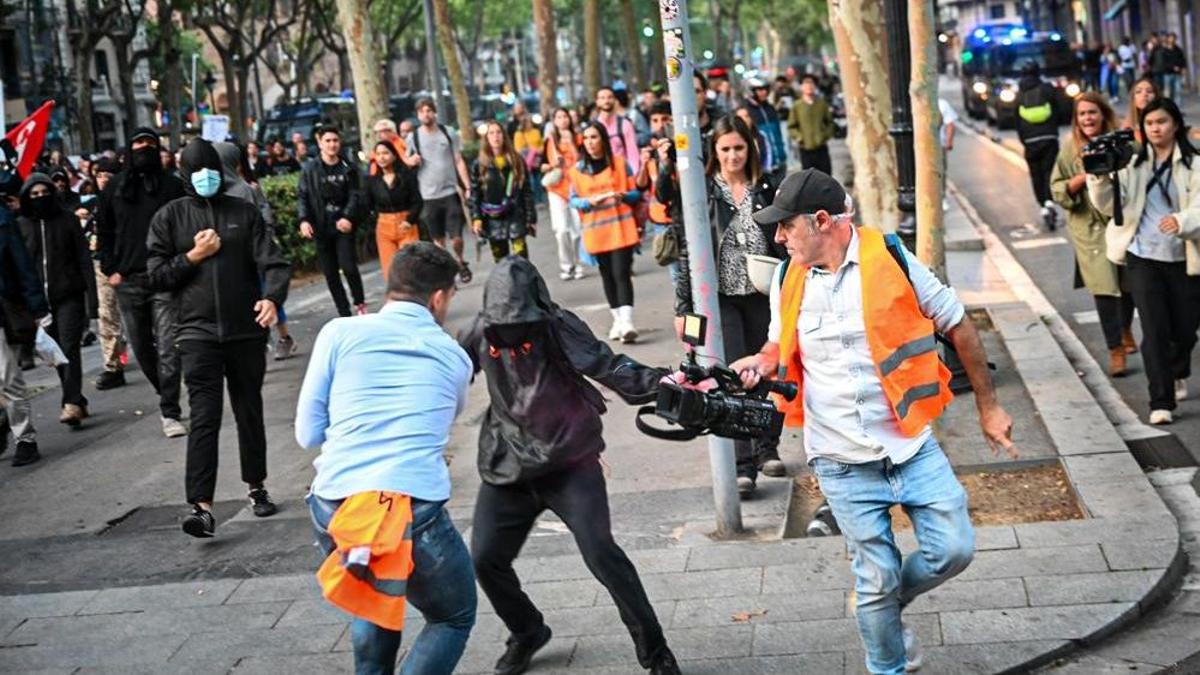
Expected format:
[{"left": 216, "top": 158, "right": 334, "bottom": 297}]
[
  {"left": 903, "top": 623, "right": 923, "bottom": 672},
  {"left": 1149, "top": 409, "right": 1174, "bottom": 425},
  {"left": 608, "top": 309, "right": 621, "bottom": 340},
  {"left": 617, "top": 306, "right": 638, "bottom": 344},
  {"left": 1176, "top": 379, "right": 1188, "bottom": 401},
  {"left": 572, "top": 268, "right": 586, "bottom": 280},
  {"left": 161, "top": 416, "right": 189, "bottom": 438},
  {"left": 559, "top": 271, "right": 573, "bottom": 281}
]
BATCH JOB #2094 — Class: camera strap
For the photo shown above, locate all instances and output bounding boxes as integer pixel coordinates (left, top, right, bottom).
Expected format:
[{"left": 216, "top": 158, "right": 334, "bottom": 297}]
[
  {"left": 1147, "top": 158, "right": 1174, "bottom": 208},
  {"left": 634, "top": 405, "right": 704, "bottom": 441}
]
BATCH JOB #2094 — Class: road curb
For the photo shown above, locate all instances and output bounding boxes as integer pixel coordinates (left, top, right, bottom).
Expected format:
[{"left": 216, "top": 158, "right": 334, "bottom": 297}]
[{"left": 950, "top": 179, "right": 1188, "bottom": 673}]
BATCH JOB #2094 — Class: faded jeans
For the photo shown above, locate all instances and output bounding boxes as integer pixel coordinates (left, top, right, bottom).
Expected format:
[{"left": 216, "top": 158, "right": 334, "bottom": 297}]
[
  {"left": 308, "top": 493, "right": 476, "bottom": 675},
  {"left": 811, "top": 436, "right": 975, "bottom": 675}
]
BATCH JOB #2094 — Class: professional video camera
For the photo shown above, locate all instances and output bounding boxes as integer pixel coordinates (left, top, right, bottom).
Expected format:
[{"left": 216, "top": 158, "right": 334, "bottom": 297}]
[
  {"left": 636, "top": 314, "right": 797, "bottom": 441},
  {"left": 1082, "top": 128, "right": 1135, "bottom": 176}
]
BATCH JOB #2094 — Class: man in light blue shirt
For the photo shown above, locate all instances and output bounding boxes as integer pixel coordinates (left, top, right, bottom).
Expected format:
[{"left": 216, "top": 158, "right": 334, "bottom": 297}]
[{"left": 295, "top": 242, "right": 475, "bottom": 675}]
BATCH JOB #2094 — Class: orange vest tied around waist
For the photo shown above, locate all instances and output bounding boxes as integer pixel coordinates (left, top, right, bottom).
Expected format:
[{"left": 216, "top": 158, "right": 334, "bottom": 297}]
[
  {"left": 775, "top": 226, "right": 953, "bottom": 436},
  {"left": 646, "top": 161, "right": 671, "bottom": 225},
  {"left": 316, "top": 491, "right": 414, "bottom": 631},
  {"left": 569, "top": 156, "right": 640, "bottom": 254}
]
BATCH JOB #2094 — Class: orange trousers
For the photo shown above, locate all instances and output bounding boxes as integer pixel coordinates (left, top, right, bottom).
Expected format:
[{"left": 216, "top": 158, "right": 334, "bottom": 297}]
[{"left": 376, "top": 211, "right": 418, "bottom": 281}]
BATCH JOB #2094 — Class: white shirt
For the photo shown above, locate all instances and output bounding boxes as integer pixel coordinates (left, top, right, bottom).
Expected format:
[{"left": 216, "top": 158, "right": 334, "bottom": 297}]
[
  {"left": 938, "top": 98, "right": 959, "bottom": 149},
  {"left": 768, "top": 228, "right": 965, "bottom": 465}
]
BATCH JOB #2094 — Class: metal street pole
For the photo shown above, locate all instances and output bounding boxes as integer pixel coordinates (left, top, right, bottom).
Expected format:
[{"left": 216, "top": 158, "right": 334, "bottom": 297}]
[
  {"left": 658, "top": 0, "right": 742, "bottom": 536},
  {"left": 190, "top": 53, "right": 199, "bottom": 125},
  {"left": 421, "top": 0, "right": 447, "bottom": 117}
]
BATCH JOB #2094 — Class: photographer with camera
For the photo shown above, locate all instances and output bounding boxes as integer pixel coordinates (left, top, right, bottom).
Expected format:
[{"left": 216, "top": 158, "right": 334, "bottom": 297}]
[
  {"left": 1087, "top": 98, "right": 1200, "bottom": 425},
  {"left": 460, "top": 257, "right": 681, "bottom": 675},
  {"left": 656, "top": 115, "right": 786, "bottom": 496},
  {"left": 729, "top": 169, "right": 1016, "bottom": 675},
  {"left": 1051, "top": 93, "right": 1138, "bottom": 377}
]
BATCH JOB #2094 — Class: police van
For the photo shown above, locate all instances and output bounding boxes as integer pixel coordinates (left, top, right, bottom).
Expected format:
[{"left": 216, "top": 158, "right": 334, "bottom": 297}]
[{"left": 961, "top": 26, "right": 1082, "bottom": 128}]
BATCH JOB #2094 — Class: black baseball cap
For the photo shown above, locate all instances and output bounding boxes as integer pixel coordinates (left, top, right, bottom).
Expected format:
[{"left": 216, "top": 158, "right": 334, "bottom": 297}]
[{"left": 752, "top": 169, "right": 848, "bottom": 226}]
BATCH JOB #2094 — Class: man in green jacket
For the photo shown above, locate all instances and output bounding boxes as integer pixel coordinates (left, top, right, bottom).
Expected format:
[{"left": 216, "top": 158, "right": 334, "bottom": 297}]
[{"left": 787, "top": 74, "right": 835, "bottom": 176}]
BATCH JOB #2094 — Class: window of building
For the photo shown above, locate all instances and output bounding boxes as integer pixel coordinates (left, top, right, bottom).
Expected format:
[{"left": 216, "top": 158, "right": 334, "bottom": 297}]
[{"left": 990, "top": 4, "right": 1006, "bottom": 19}]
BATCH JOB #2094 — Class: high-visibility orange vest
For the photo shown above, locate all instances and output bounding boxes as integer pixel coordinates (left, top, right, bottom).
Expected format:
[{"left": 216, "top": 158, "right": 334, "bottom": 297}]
[
  {"left": 646, "top": 161, "right": 671, "bottom": 225},
  {"left": 545, "top": 136, "right": 579, "bottom": 200},
  {"left": 569, "top": 156, "right": 640, "bottom": 254},
  {"left": 775, "top": 226, "right": 953, "bottom": 436},
  {"left": 316, "top": 491, "right": 414, "bottom": 631}
]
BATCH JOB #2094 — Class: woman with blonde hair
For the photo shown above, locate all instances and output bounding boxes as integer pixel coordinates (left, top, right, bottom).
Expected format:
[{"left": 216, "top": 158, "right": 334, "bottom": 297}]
[
  {"left": 471, "top": 121, "right": 537, "bottom": 262},
  {"left": 1051, "top": 92, "right": 1137, "bottom": 377}
]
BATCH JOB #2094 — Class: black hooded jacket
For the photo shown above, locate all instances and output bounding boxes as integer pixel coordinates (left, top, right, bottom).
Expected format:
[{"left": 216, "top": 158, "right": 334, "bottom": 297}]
[
  {"left": 458, "top": 257, "right": 666, "bottom": 485},
  {"left": 16, "top": 173, "right": 95, "bottom": 309},
  {"left": 145, "top": 139, "right": 291, "bottom": 343},
  {"left": 94, "top": 144, "right": 186, "bottom": 278}
]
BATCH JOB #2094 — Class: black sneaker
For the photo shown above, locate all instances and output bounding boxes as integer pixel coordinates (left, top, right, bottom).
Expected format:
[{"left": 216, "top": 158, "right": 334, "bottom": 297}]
[
  {"left": 82, "top": 330, "right": 98, "bottom": 347},
  {"left": 182, "top": 505, "right": 216, "bottom": 538},
  {"left": 248, "top": 488, "right": 278, "bottom": 517},
  {"left": 11, "top": 441, "right": 38, "bottom": 467},
  {"left": 0, "top": 415, "right": 9, "bottom": 457},
  {"left": 95, "top": 370, "right": 126, "bottom": 390},
  {"left": 459, "top": 261, "right": 473, "bottom": 284},
  {"left": 273, "top": 335, "right": 296, "bottom": 361},
  {"left": 649, "top": 647, "right": 682, "bottom": 675},
  {"left": 495, "top": 625, "right": 552, "bottom": 675}
]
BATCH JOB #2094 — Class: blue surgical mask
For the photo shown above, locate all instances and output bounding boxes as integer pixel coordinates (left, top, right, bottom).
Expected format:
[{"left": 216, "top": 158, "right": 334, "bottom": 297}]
[{"left": 190, "top": 168, "right": 222, "bottom": 198}]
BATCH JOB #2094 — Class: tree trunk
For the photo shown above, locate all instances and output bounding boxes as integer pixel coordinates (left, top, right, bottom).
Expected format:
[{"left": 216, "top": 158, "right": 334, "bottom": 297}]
[
  {"left": 618, "top": 0, "right": 645, "bottom": 92},
  {"left": 112, "top": 41, "right": 139, "bottom": 142},
  {"left": 532, "top": 0, "right": 558, "bottom": 115},
  {"left": 710, "top": 0, "right": 727, "bottom": 63},
  {"left": 909, "top": 0, "right": 944, "bottom": 280},
  {"left": 74, "top": 47, "right": 97, "bottom": 153},
  {"left": 827, "top": 0, "right": 899, "bottom": 232},
  {"left": 335, "top": 0, "right": 388, "bottom": 153},
  {"left": 583, "top": 0, "right": 601, "bottom": 96},
  {"left": 432, "top": 0, "right": 475, "bottom": 142},
  {"left": 220, "top": 53, "right": 245, "bottom": 140},
  {"left": 337, "top": 49, "right": 351, "bottom": 92},
  {"left": 159, "top": 0, "right": 182, "bottom": 149}
]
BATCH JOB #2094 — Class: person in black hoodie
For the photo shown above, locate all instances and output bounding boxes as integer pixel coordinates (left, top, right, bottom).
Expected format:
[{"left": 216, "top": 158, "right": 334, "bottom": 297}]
[
  {"left": 1015, "top": 63, "right": 1062, "bottom": 229},
  {"left": 146, "top": 138, "right": 292, "bottom": 538},
  {"left": 459, "top": 257, "right": 681, "bottom": 675},
  {"left": 94, "top": 127, "right": 189, "bottom": 437},
  {"left": 17, "top": 173, "right": 96, "bottom": 427},
  {"left": 0, "top": 159, "right": 52, "bottom": 467}
]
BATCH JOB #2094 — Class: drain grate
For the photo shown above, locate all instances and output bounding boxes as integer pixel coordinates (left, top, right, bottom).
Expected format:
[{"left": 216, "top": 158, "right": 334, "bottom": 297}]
[
  {"left": 1127, "top": 435, "right": 1199, "bottom": 471},
  {"left": 95, "top": 500, "right": 247, "bottom": 536}
]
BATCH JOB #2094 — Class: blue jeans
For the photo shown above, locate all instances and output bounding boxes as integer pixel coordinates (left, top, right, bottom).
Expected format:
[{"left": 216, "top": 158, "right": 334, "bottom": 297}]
[
  {"left": 811, "top": 436, "right": 974, "bottom": 675},
  {"left": 307, "top": 493, "right": 477, "bottom": 675},
  {"left": 1164, "top": 73, "right": 1182, "bottom": 101}
]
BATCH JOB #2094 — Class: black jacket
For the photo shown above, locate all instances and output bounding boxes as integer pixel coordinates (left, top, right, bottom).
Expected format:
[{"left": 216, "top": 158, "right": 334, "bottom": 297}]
[
  {"left": 1015, "top": 76, "right": 1060, "bottom": 147},
  {"left": 94, "top": 165, "right": 187, "bottom": 278},
  {"left": 459, "top": 257, "right": 664, "bottom": 485},
  {"left": 297, "top": 156, "right": 365, "bottom": 237},
  {"left": 16, "top": 174, "right": 95, "bottom": 309},
  {"left": 468, "top": 159, "right": 536, "bottom": 226},
  {"left": 0, "top": 206, "right": 50, "bottom": 337},
  {"left": 146, "top": 140, "right": 291, "bottom": 344},
  {"left": 656, "top": 169, "right": 785, "bottom": 314},
  {"left": 365, "top": 168, "right": 422, "bottom": 216}
]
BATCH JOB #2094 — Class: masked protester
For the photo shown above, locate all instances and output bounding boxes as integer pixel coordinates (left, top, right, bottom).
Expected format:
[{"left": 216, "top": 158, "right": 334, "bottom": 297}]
[
  {"left": 146, "top": 138, "right": 291, "bottom": 538},
  {"left": 94, "top": 127, "right": 189, "bottom": 438},
  {"left": 16, "top": 174, "right": 96, "bottom": 427},
  {"left": 459, "top": 257, "right": 682, "bottom": 675}
]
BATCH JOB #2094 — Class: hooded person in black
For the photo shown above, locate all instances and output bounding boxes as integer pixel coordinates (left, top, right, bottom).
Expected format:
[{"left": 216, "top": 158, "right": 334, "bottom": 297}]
[
  {"left": 146, "top": 138, "right": 291, "bottom": 538},
  {"left": 1015, "top": 63, "right": 1062, "bottom": 229},
  {"left": 458, "top": 257, "right": 682, "bottom": 675},
  {"left": 17, "top": 173, "right": 96, "bottom": 427},
  {"left": 94, "top": 127, "right": 189, "bottom": 436}
]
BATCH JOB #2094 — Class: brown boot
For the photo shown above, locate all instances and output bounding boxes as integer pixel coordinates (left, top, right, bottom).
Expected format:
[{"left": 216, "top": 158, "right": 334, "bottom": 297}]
[
  {"left": 1122, "top": 327, "right": 1138, "bottom": 354},
  {"left": 1109, "top": 347, "right": 1128, "bottom": 377}
]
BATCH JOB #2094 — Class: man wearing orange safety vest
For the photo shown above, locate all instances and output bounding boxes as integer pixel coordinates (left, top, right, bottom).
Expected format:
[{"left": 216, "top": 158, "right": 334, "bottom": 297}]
[{"left": 731, "top": 170, "right": 1018, "bottom": 675}]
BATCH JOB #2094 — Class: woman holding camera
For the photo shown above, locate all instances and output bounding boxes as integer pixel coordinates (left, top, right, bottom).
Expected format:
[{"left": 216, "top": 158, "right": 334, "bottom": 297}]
[
  {"left": 1051, "top": 93, "right": 1137, "bottom": 377},
  {"left": 569, "top": 123, "right": 642, "bottom": 343},
  {"left": 1088, "top": 98, "right": 1200, "bottom": 425},
  {"left": 656, "top": 115, "right": 786, "bottom": 496}
]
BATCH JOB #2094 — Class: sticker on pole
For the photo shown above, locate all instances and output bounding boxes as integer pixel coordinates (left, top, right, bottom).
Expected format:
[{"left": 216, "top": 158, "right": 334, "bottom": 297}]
[
  {"left": 659, "top": 0, "right": 679, "bottom": 22},
  {"left": 674, "top": 133, "right": 689, "bottom": 153},
  {"left": 666, "top": 57, "right": 683, "bottom": 81},
  {"left": 663, "top": 28, "right": 685, "bottom": 59}
]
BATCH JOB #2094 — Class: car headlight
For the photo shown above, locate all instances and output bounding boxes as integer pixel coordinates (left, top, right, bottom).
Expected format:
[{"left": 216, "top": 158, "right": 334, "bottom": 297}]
[
  {"left": 1065, "top": 82, "right": 1081, "bottom": 97},
  {"left": 999, "top": 88, "right": 1017, "bottom": 103},
  {"left": 972, "top": 81, "right": 988, "bottom": 95}
]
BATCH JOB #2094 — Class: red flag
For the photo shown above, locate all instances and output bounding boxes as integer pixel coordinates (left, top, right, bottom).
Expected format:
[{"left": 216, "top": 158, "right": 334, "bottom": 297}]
[{"left": 5, "top": 101, "right": 55, "bottom": 178}]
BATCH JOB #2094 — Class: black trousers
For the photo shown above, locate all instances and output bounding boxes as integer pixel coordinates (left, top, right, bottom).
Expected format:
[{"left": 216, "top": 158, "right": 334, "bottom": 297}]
[
  {"left": 471, "top": 457, "right": 668, "bottom": 667},
  {"left": 1094, "top": 293, "right": 1136, "bottom": 350},
  {"left": 315, "top": 232, "right": 365, "bottom": 317},
  {"left": 799, "top": 146, "right": 832, "bottom": 176},
  {"left": 1024, "top": 140, "right": 1059, "bottom": 206},
  {"left": 595, "top": 245, "right": 636, "bottom": 308},
  {"left": 1124, "top": 253, "right": 1200, "bottom": 411},
  {"left": 179, "top": 339, "right": 268, "bottom": 504},
  {"left": 115, "top": 280, "right": 182, "bottom": 419},
  {"left": 719, "top": 293, "right": 781, "bottom": 479},
  {"left": 47, "top": 295, "right": 88, "bottom": 408}
]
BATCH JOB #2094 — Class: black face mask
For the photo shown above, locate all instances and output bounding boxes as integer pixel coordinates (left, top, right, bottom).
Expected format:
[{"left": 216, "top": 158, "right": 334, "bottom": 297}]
[
  {"left": 131, "top": 147, "right": 161, "bottom": 172},
  {"left": 25, "top": 194, "right": 57, "bottom": 219},
  {"left": 485, "top": 322, "right": 546, "bottom": 349}
]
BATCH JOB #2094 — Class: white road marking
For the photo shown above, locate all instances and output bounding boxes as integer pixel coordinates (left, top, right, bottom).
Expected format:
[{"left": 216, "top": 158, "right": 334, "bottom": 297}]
[
  {"left": 1073, "top": 310, "right": 1100, "bottom": 325},
  {"left": 1011, "top": 236, "right": 1070, "bottom": 250},
  {"left": 572, "top": 302, "right": 611, "bottom": 312}
]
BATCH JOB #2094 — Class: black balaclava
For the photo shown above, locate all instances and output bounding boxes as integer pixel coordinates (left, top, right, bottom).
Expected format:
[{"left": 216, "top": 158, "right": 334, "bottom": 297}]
[{"left": 19, "top": 173, "right": 62, "bottom": 220}]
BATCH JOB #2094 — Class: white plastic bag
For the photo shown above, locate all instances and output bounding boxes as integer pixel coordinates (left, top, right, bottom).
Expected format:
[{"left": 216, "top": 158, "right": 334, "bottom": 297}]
[{"left": 34, "top": 326, "right": 68, "bottom": 367}]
